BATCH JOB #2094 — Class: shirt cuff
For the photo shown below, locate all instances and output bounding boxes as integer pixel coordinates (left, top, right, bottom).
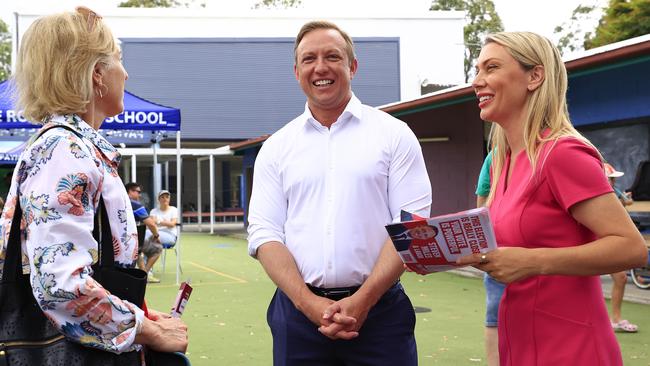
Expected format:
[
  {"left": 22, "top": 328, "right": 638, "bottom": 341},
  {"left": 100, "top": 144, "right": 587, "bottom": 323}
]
[{"left": 112, "top": 302, "right": 145, "bottom": 353}]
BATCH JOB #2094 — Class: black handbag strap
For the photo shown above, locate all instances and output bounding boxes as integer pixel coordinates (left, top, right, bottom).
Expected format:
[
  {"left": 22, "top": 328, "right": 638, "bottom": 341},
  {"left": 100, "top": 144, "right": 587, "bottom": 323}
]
[
  {"left": 1, "top": 197, "right": 115, "bottom": 282},
  {"left": 1, "top": 123, "right": 117, "bottom": 281},
  {"left": 2, "top": 198, "right": 25, "bottom": 282},
  {"left": 93, "top": 197, "right": 116, "bottom": 268}
]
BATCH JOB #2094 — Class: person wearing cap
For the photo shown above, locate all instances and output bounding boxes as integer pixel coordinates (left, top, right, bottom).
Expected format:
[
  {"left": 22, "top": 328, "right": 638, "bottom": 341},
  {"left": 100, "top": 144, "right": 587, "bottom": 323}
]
[
  {"left": 605, "top": 163, "right": 633, "bottom": 206},
  {"left": 126, "top": 182, "right": 161, "bottom": 282},
  {"left": 604, "top": 163, "right": 638, "bottom": 332},
  {"left": 146, "top": 190, "right": 179, "bottom": 269}
]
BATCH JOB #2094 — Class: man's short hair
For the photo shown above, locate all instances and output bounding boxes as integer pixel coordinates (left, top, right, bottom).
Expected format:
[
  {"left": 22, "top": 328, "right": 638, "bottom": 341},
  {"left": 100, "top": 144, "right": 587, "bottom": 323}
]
[
  {"left": 125, "top": 182, "right": 141, "bottom": 192},
  {"left": 294, "top": 20, "right": 356, "bottom": 67}
]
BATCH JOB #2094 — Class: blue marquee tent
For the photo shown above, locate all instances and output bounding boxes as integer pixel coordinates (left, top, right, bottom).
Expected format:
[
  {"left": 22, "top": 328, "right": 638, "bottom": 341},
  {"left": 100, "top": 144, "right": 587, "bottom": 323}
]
[
  {"left": 0, "top": 80, "right": 181, "bottom": 132},
  {"left": 0, "top": 80, "right": 185, "bottom": 283},
  {"left": 0, "top": 141, "right": 25, "bottom": 165}
]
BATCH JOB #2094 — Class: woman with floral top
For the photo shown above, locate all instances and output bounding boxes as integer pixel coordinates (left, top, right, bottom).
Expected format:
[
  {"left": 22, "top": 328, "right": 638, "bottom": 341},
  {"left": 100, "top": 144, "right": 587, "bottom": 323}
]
[{"left": 0, "top": 7, "right": 188, "bottom": 358}]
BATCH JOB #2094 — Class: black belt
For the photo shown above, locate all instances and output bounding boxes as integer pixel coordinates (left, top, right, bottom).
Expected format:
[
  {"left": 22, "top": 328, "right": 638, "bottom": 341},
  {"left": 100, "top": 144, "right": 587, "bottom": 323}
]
[{"left": 307, "top": 284, "right": 361, "bottom": 301}]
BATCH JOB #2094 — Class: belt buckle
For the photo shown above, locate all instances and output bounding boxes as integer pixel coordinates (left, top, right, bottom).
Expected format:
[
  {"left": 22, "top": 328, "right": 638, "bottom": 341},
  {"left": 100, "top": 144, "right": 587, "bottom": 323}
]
[{"left": 323, "top": 289, "right": 352, "bottom": 300}]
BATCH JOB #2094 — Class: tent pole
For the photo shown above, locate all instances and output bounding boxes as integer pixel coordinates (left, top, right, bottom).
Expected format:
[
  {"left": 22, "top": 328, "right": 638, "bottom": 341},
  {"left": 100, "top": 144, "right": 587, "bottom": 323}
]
[
  {"left": 210, "top": 154, "right": 215, "bottom": 234},
  {"left": 176, "top": 131, "right": 181, "bottom": 285},
  {"left": 164, "top": 161, "right": 170, "bottom": 190},
  {"left": 197, "top": 158, "right": 203, "bottom": 232},
  {"left": 153, "top": 134, "right": 160, "bottom": 197},
  {"left": 122, "top": 155, "right": 130, "bottom": 182},
  {"left": 131, "top": 155, "right": 137, "bottom": 182}
]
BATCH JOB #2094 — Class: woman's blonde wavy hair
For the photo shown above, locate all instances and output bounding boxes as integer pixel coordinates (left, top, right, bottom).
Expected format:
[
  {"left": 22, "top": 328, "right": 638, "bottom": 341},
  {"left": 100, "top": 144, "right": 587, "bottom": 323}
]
[
  {"left": 484, "top": 31, "right": 600, "bottom": 205},
  {"left": 12, "top": 9, "right": 117, "bottom": 123}
]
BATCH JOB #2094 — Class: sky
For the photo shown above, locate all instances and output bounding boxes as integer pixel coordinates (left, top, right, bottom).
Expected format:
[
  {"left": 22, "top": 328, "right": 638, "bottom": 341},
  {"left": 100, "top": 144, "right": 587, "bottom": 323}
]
[{"left": 1, "top": 0, "right": 607, "bottom": 44}]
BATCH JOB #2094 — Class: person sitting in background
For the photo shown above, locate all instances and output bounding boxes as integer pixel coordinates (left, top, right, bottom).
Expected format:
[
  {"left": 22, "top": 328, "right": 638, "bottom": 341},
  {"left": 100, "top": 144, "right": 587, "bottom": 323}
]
[
  {"left": 125, "top": 182, "right": 161, "bottom": 283},
  {"left": 146, "top": 190, "right": 178, "bottom": 251},
  {"left": 604, "top": 163, "right": 638, "bottom": 333}
]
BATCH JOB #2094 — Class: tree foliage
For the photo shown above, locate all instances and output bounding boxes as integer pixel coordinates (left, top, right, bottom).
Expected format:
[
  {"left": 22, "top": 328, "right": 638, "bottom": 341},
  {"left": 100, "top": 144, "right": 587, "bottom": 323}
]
[
  {"left": 119, "top": 0, "right": 181, "bottom": 7},
  {"left": 586, "top": 0, "right": 650, "bottom": 49},
  {"left": 554, "top": 5, "right": 598, "bottom": 55},
  {"left": 253, "top": 0, "right": 302, "bottom": 9},
  {"left": 431, "top": 0, "right": 503, "bottom": 83},
  {"left": 0, "top": 19, "right": 10, "bottom": 82}
]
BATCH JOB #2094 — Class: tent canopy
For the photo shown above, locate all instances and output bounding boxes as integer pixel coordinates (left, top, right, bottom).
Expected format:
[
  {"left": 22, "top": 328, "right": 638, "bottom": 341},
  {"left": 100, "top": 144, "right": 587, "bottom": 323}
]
[
  {"left": 0, "top": 141, "right": 26, "bottom": 165},
  {"left": 0, "top": 80, "right": 181, "bottom": 131}
]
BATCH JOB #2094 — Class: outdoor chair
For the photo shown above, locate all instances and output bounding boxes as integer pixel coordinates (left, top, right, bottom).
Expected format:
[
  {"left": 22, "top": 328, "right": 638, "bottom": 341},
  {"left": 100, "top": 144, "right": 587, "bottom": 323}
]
[{"left": 160, "top": 223, "right": 183, "bottom": 284}]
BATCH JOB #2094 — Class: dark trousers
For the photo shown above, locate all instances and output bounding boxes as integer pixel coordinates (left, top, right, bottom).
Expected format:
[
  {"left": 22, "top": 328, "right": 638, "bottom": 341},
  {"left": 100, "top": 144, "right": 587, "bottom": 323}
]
[{"left": 267, "top": 283, "right": 418, "bottom": 366}]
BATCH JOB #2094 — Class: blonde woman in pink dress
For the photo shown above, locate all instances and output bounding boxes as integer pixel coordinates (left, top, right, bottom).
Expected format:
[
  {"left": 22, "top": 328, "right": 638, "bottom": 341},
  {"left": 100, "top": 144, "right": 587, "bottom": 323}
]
[{"left": 458, "top": 32, "right": 647, "bottom": 366}]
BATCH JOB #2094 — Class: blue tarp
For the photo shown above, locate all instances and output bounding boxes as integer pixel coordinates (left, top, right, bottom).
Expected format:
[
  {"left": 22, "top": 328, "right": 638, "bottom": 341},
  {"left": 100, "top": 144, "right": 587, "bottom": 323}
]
[{"left": 0, "top": 80, "right": 181, "bottom": 131}]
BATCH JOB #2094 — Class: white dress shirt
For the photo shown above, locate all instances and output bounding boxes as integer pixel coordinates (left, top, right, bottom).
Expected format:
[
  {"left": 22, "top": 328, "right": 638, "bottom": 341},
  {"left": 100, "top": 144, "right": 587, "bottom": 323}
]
[{"left": 247, "top": 95, "right": 431, "bottom": 288}]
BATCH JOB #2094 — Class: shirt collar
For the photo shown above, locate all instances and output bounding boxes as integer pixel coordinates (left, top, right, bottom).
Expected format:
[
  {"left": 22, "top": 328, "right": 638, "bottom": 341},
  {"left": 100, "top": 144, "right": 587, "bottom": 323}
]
[
  {"left": 42, "top": 114, "right": 122, "bottom": 166},
  {"left": 301, "top": 93, "right": 363, "bottom": 130}
]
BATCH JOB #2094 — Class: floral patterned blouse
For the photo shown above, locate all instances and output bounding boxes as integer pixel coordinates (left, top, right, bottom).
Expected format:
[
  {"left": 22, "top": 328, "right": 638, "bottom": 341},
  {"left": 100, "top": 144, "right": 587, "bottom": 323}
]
[{"left": 0, "top": 114, "right": 144, "bottom": 354}]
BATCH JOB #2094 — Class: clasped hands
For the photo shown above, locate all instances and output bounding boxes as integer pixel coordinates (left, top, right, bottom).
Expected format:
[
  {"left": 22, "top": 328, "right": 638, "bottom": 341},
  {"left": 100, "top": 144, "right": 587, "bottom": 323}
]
[{"left": 305, "top": 293, "right": 370, "bottom": 340}]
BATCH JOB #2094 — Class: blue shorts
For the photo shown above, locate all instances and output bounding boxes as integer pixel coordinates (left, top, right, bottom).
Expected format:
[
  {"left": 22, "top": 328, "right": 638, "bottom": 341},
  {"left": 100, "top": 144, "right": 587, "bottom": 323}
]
[{"left": 484, "top": 273, "right": 506, "bottom": 327}]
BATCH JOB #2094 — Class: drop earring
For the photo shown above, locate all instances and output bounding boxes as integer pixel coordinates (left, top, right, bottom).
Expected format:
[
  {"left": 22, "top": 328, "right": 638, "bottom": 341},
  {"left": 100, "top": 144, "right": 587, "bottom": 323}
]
[{"left": 96, "top": 83, "right": 108, "bottom": 98}]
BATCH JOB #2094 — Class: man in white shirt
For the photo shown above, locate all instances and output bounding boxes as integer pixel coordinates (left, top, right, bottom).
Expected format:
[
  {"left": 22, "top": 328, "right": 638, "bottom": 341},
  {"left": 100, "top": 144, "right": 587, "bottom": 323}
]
[{"left": 247, "top": 20, "right": 431, "bottom": 365}]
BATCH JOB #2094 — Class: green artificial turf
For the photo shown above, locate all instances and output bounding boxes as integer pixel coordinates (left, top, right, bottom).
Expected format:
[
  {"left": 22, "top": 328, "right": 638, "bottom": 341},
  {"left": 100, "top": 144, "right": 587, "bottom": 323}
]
[{"left": 144, "top": 232, "right": 650, "bottom": 365}]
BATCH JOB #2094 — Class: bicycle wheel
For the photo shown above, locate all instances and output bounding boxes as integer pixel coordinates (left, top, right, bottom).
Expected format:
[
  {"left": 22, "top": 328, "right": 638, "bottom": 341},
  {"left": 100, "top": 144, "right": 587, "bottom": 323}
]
[{"left": 631, "top": 267, "right": 650, "bottom": 289}]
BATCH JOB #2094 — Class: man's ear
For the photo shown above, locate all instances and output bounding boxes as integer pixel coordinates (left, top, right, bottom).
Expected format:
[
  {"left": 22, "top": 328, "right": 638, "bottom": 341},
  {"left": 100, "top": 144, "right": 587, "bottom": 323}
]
[
  {"left": 527, "top": 65, "right": 544, "bottom": 92},
  {"left": 349, "top": 58, "right": 358, "bottom": 79}
]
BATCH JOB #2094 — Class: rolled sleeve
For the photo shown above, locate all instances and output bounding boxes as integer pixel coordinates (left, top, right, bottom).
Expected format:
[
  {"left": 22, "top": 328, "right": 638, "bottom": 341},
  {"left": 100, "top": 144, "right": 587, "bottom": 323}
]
[
  {"left": 388, "top": 123, "right": 432, "bottom": 222},
  {"left": 247, "top": 139, "right": 288, "bottom": 257}
]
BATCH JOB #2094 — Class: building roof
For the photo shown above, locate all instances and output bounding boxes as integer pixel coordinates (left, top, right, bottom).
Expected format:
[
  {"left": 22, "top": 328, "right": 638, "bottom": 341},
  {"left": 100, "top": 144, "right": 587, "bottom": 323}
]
[
  {"left": 229, "top": 134, "right": 271, "bottom": 152},
  {"left": 230, "top": 34, "right": 650, "bottom": 151},
  {"left": 380, "top": 33, "right": 650, "bottom": 117}
]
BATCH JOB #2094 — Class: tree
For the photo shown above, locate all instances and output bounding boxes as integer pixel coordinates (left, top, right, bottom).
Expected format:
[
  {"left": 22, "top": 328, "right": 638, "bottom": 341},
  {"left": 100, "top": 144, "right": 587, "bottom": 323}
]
[
  {"left": 119, "top": 0, "right": 208, "bottom": 8},
  {"left": 431, "top": 0, "right": 503, "bottom": 83},
  {"left": 586, "top": 0, "right": 650, "bottom": 49},
  {"left": 253, "top": 0, "right": 302, "bottom": 9},
  {"left": 0, "top": 19, "right": 10, "bottom": 82},
  {"left": 554, "top": 4, "right": 599, "bottom": 55},
  {"left": 119, "top": 0, "right": 181, "bottom": 7}
]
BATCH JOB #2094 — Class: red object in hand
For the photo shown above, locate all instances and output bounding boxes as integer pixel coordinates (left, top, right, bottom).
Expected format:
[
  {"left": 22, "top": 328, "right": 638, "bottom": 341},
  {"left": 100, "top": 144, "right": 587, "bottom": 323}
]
[
  {"left": 170, "top": 282, "right": 193, "bottom": 318},
  {"left": 142, "top": 299, "right": 150, "bottom": 318}
]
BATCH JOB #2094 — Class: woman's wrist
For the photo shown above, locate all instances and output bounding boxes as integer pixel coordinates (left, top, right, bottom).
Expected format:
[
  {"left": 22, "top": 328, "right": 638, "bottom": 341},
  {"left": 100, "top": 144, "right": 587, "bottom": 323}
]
[{"left": 135, "top": 317, "right": 156, "bottom": 345}]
